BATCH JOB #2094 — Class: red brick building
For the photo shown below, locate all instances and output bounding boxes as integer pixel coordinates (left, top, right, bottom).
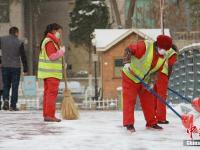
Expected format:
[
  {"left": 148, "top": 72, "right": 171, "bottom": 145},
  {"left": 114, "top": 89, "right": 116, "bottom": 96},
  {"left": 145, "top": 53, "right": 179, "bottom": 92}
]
[{"left": 94, "top": 29, "right": 170, "bottom": 99}]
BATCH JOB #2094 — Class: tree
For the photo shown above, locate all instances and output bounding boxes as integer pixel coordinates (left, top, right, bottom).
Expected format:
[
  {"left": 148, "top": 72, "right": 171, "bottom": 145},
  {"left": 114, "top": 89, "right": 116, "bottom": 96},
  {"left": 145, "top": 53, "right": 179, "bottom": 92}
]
[
  {"left": 109, "top": 0, "right": 136, "bottom": 28},
  {"left": 188, "top": 0, "right": 200, "bottom": 30},
  {"left": 69, "top": 0, "right": 109, "bottom": 73},
  {"left": 110, "top": 0, "right": 122, "bottom": 28},
  {"left": 146, "top": 0, "right": 187, "bottom": 31},
  {"left": 125, "top": 0, "right": 136, "bottom": 28},
  {"left": 70, "top": 0, "right": 109, "bottom": 46}
]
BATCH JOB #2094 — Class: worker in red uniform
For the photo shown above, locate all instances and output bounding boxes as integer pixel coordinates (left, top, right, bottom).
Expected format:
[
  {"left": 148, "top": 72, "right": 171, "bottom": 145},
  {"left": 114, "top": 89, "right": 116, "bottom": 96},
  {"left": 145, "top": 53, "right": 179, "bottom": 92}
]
[
  {"left": 122, "top": 35, "right": 172, "bottom": 132},
  {"left": 154, "top": 44, "right": 177, "bottom": 124},
  {"left": 38, "top": 23, "right": 65, "bottom": 122}
]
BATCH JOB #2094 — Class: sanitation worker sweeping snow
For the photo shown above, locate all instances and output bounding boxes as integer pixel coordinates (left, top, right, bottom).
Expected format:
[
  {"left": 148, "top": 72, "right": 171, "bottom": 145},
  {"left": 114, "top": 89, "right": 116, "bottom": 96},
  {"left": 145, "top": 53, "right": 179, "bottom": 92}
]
[
  {"left": 122, "top": 35, "right": 195, "bottom": 132},
  {"left": 153, "top": 44, "right": 178, "bottom": 124},
  {"left": 122, "top": 35, "right": 173, "bottom": 132}
]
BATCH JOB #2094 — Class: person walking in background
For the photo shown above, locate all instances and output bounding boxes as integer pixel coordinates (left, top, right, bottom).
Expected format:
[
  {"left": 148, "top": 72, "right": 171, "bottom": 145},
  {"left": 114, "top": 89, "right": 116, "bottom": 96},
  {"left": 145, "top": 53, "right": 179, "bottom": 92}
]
[
  {"left": 38, "top": 23, "right": 65, "bottom": 122},
  {"left": 0, "top": 54, "right": 3, "bottom": 110},
  {"left": 0, "top": 27, "right": 28, "bottom": 111}
]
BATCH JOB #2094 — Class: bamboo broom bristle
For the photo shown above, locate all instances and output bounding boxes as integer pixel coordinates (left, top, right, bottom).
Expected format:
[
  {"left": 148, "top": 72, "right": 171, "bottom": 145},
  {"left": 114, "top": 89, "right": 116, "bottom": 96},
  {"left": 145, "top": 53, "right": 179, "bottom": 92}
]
[{"left": 61, "top": 89, "right": 79, "bottom": 120}]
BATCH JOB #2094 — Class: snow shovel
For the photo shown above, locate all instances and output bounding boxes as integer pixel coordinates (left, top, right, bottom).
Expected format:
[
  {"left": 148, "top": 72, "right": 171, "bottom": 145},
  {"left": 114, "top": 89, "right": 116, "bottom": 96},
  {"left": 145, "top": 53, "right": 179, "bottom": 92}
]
[
  {"left": 131, "top": 72, "right": 194, "bottom": 129},
  {"left": 168, "top": 87, "right": 200, "bottom": 113},
  {"left": 61, "top": 54, "right": 79, "bottom": 120}
]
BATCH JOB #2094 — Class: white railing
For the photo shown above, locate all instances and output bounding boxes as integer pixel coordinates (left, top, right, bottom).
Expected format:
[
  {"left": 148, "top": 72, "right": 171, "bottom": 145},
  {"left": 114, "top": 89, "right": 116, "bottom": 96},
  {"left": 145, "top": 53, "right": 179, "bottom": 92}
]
[{"left": 81, "top": 98, "right": 119, "bottom": 110}]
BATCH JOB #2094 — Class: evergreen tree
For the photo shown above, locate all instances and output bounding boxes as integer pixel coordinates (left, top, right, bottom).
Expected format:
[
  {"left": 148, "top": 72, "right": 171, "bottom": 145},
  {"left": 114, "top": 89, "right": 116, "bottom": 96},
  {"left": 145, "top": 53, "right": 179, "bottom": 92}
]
[{"left": 69, "top": 0, "right": 109, "bottom": 46}]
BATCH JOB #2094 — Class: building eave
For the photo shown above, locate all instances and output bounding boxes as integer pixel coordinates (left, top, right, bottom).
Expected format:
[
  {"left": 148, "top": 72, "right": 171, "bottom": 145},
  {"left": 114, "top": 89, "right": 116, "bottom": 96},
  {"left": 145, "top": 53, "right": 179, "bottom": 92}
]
[{"left": 96, "top": 29, "right": 155, "bottom": 52}]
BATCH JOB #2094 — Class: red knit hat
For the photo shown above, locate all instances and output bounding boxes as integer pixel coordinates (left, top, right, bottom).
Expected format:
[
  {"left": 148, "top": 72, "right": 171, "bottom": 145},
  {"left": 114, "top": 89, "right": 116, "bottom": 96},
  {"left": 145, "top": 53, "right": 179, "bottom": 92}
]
[{"left": 157, "top": 35, "right": 172, "bottom": 50}]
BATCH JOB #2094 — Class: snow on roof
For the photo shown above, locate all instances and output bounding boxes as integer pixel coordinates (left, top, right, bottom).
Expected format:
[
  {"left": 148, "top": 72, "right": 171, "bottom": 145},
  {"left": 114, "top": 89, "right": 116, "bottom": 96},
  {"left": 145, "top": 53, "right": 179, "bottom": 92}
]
[
  {"left": 94, "top": 29, "right": 171, "bottom": 52},
  {"left": 94, "top": 29, "right": 129, "bottom": 51}
]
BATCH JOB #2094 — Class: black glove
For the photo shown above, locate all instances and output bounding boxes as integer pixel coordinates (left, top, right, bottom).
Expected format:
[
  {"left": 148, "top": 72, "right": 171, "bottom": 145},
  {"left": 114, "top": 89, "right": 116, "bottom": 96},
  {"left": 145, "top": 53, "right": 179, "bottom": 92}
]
[{"left": 123, "top": 47, "right": 132, "bottom": 64}]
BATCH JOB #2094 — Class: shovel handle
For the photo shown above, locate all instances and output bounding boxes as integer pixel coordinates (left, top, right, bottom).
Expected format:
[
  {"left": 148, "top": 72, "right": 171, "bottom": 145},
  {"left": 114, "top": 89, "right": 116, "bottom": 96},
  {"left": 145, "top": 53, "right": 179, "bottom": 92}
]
[
  {"left": 133, "top": 73, "right": 182, "bottom": 119},
  {"left": 168, "top": 87, "right": 191, "bottom": 103}
]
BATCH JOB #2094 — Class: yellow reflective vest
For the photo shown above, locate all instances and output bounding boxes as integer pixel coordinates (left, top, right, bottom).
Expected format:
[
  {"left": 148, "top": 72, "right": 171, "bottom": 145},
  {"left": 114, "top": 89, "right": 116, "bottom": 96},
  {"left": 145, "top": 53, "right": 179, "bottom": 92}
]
[
  {"left": 37, "top": 38, "right": 63, "bottom": 80},
  {"left": 161, "top": 48, "right": 177, "bottom": 76},
  {"left": 122, "top": 40, "right": 167, "bottom": 83}
]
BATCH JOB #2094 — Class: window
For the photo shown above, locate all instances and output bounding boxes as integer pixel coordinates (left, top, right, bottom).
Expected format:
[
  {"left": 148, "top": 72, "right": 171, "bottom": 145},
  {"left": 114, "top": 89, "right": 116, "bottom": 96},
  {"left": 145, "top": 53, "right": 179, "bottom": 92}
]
[
  {"left": 114, "top": 58, "right": 123, "bottom": 78},
  {"left": 0, "top": 0, "right": 9, "bottom": 23},
  {"left": 67, "top": 64, "right": 72, "bottom": 70}
]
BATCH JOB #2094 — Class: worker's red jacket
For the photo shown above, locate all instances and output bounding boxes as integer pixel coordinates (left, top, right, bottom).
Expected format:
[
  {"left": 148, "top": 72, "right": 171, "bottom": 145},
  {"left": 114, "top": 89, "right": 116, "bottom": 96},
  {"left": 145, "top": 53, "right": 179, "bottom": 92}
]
[
  {"left": 45, "top": 33, "right": 63, "bottom": 58},
  {"left": 128, "top": 41, "right": 176, "bottom": 72}
]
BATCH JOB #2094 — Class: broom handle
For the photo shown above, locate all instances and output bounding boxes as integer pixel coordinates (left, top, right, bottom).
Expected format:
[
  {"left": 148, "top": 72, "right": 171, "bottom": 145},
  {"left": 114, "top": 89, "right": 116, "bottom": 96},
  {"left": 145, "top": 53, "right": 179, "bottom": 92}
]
[{"left": 62, "top": 55, "right": 68, "bottom": 89}]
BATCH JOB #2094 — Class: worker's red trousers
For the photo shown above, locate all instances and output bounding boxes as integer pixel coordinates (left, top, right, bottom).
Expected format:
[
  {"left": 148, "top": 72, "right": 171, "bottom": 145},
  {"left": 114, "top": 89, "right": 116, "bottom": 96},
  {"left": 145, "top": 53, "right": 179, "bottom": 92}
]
[
  {"left": 122, "top": 73, "right": 157, "bottom": 126},
  {"left": 154, "top": 73, "right": 168, "bottom": 121},
  {"left": 43, "top": 77, "right": 60, "bottom": 118}
]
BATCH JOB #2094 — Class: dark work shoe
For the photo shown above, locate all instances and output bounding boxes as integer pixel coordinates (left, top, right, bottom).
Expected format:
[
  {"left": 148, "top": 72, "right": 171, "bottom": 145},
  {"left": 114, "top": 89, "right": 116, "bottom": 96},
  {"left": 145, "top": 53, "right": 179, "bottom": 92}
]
[
  {"left": 54, "top": 117, "right": 61, "bottom": 122},
  {"left": 124, "top": 125, "right": 136, "bottom": 132},
  {"left": 3, "top": 100, "right": 9, "bottom": 110},
  {"left": 9, "top": 107, "right": 19, "bottom": 111},
  {"left": 44, "top": 117, "right": 61, "bottom": 122},
  {"left": 146, "top": 124, "right": 163, "bottom": 130},
  {"left": 158, "top": 120, "right": 169, "bottom": 124}
]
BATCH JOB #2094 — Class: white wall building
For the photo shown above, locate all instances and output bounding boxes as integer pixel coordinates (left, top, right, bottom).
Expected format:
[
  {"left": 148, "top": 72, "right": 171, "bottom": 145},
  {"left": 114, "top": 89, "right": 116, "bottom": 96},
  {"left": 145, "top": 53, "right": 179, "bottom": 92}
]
[{"left": 0, "top": 0, "right": 24, "bottom": 38}]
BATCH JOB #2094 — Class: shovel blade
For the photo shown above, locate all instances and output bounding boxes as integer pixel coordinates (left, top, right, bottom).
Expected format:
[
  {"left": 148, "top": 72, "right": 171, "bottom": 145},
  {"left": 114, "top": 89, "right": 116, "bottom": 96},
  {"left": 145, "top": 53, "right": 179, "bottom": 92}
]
[
  {"left": 181, "top": 114, "right": 194, "bottom": 129},
  {"left": 192, "top": 97, "right": 200, "bottom": 113}
]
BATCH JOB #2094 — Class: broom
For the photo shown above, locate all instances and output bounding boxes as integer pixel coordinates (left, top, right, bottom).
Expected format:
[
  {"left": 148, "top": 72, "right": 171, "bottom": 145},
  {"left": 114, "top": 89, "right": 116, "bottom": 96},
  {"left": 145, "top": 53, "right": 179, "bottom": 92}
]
[{"left": 61, "top": 53, "right": 79, "bottom": 120}]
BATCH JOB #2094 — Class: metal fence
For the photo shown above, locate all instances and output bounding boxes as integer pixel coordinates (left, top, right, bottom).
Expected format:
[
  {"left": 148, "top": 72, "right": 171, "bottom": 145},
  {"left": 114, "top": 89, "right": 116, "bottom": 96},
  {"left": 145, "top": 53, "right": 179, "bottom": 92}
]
[
  {"left": 169, "top": 44, "right": 200, "bottom": 103},
  {"left": 17, "top": 77, "right": 103, "bottom": 110}
]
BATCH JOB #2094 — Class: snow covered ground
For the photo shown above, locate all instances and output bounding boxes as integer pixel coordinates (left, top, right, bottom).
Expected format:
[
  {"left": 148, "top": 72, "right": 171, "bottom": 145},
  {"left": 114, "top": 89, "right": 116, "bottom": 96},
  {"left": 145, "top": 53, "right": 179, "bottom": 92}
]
[{"left": 0, "top": 109, "right": 199, "bottom": 150}]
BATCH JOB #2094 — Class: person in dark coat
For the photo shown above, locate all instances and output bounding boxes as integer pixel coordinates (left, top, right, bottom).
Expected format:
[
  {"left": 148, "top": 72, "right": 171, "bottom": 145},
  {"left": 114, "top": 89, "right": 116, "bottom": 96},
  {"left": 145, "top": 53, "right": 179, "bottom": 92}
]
[{"left": 0, "top": 27, "right": 28, "bottom": 111}]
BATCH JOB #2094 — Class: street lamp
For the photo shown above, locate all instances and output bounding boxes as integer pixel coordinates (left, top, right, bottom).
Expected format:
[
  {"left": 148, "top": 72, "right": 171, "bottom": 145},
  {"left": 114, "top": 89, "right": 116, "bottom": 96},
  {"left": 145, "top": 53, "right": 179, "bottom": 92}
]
[{"left": 91, "top": 32, "right": 99, "bottom": 101}]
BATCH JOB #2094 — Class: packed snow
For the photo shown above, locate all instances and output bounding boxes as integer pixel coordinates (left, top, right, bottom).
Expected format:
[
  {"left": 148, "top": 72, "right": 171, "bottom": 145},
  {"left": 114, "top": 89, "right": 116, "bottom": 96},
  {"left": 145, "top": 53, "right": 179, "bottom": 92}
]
[{"left": 0, "top": 106, "right": 200, "bottom": 150}]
